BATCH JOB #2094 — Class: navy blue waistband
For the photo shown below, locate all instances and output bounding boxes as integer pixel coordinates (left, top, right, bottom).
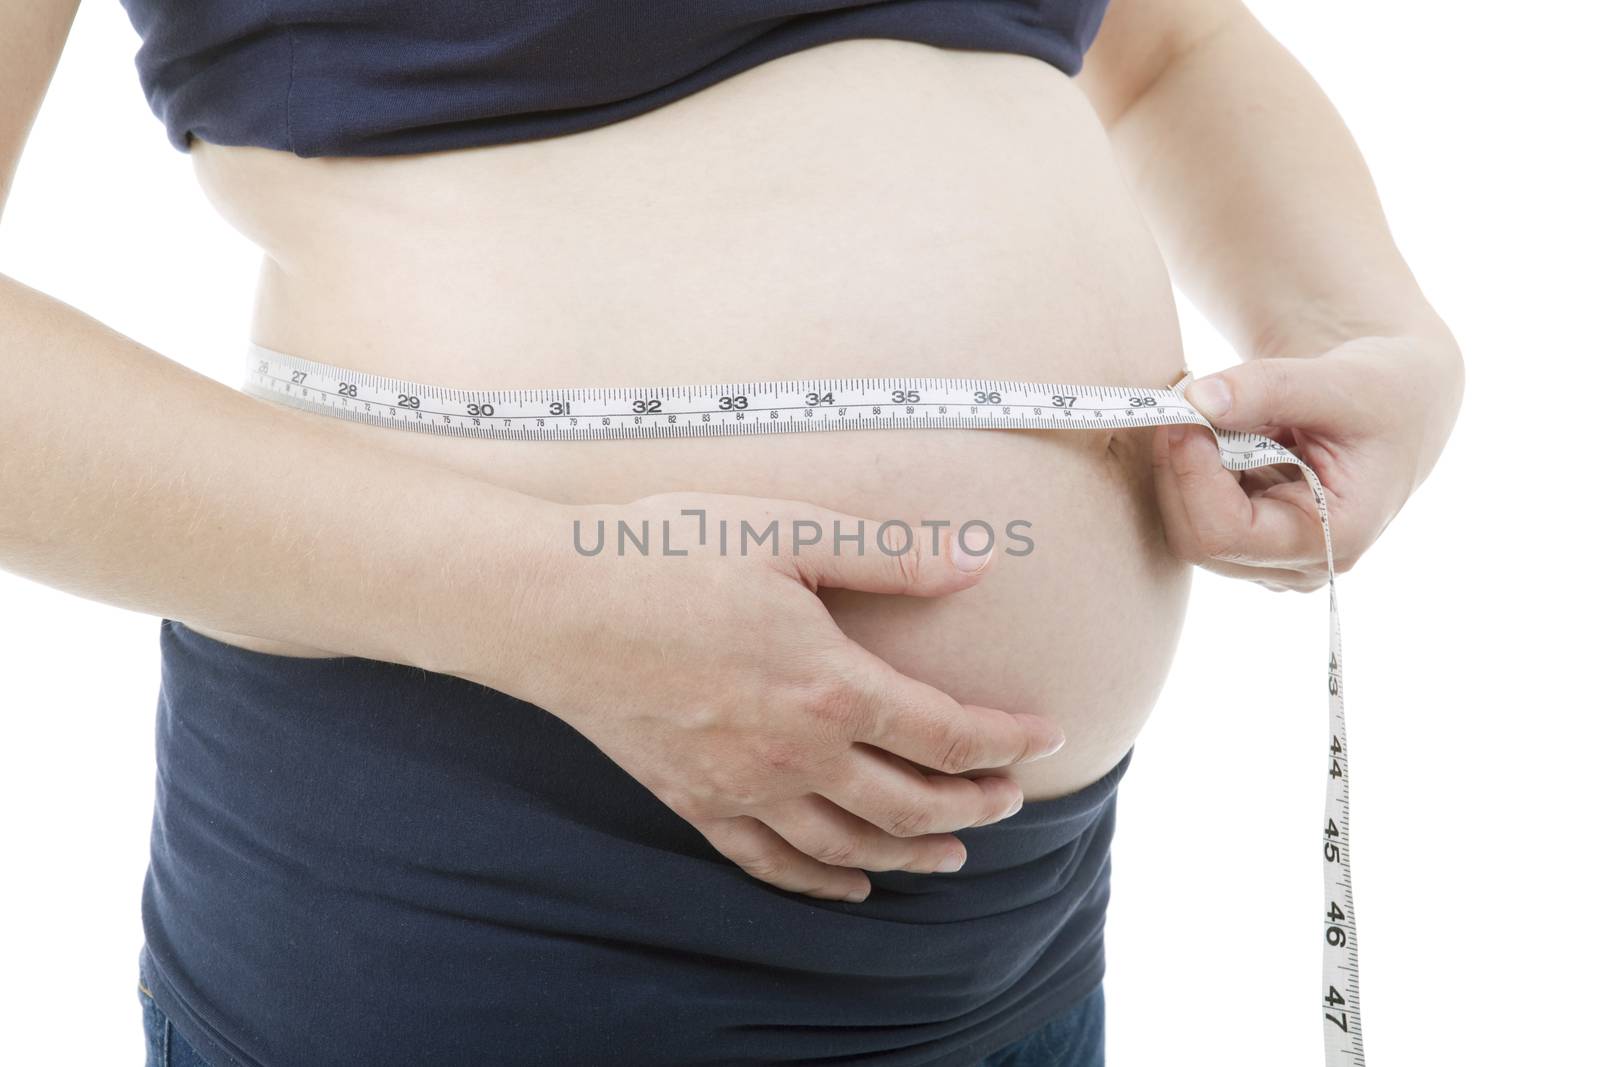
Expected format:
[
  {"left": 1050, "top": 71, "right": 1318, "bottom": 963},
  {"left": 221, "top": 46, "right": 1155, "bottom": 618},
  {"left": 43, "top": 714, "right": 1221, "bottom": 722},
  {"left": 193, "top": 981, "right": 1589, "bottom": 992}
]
[{"left": 140, "top": 617, "right": 1130, "bottom": 1067}]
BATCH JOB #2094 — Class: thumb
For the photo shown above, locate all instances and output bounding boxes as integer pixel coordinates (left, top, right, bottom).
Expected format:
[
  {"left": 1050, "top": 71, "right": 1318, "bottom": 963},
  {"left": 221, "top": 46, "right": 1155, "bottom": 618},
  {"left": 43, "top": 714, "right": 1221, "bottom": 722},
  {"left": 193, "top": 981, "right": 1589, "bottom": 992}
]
[
  {"left": 1183, "top": 355, "right": 1379, "bottom": 437},
  {"left": 787, "top": 513, "right": 995, "bottom": 597}
]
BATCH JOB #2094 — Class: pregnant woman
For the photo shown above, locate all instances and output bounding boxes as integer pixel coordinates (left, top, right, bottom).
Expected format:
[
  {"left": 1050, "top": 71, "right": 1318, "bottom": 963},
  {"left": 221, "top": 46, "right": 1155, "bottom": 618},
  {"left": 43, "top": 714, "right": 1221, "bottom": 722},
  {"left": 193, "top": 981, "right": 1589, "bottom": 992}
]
[{"left": 1, "top": 1, "right": 1463, "bottom": 1064}]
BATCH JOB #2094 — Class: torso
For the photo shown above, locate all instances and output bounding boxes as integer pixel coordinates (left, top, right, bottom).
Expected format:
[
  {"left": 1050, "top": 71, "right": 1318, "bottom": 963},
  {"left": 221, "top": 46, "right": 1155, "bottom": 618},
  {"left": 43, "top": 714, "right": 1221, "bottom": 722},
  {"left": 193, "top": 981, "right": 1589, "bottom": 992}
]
[{"left": 179, "top": 39, "right": 1191, "bottom": 800}]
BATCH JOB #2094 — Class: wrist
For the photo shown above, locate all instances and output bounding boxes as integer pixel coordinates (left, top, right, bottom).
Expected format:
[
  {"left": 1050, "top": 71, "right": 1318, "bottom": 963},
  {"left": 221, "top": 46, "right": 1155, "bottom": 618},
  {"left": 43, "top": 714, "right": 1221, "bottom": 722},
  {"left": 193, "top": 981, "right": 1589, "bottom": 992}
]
[
  {"left": 1259, "top": 318, "right": 1463, "bottom": 498},
  {"left": 1247, "top": 299, "right": 1455, "bottom": 363},
  {"left": 413, "top": 490, "right": 597, "bottom": 695}
]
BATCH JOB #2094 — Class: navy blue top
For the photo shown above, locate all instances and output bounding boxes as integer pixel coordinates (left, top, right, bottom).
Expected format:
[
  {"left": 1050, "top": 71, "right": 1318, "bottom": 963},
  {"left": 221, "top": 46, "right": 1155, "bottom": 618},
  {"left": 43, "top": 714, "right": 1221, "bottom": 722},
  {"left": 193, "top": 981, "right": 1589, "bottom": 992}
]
[
  {"left": 140, "top": 618, "right": 1130, "bottom": 1065},
  {"left": 117, "top": 1, "right": 1113, "bottom": 158}
]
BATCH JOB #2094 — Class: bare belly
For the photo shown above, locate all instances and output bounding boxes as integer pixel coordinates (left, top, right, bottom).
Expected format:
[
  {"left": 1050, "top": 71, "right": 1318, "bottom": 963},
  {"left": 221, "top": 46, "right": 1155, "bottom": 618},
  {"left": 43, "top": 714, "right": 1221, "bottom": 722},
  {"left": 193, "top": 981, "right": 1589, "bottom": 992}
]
[{"left": 178, "top": 39, "right": 1192, "bottom": 799}]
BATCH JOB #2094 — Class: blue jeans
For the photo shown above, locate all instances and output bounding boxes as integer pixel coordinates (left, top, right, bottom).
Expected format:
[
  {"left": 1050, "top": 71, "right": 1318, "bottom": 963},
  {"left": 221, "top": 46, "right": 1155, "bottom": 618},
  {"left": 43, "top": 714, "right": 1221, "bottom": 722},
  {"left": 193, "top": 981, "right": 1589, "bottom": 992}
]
[
  {"left": 977, "top": 985, "right": 1105, "bottom": 1066},
  {"left": 138, "top": 976, "right": 1104, "bottom": 1066},
  {"left": 137, "top": 977, "right": 212, "bottom": 1067}
]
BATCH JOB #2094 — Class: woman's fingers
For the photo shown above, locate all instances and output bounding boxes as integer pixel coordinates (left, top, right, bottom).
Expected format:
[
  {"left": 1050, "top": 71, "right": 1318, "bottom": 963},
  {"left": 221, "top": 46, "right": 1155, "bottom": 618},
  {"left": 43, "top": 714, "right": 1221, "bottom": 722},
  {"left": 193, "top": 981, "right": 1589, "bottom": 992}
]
[
  {"left": 756, "top": 792, "right": 971, "bottom": 874},
  {"left": 694, "top": 814, "right": 874, "bottom": 902},
  {"left": 695, "top": 750, "right": 1034, "bottom": 902},
  {"left": 838, "top": 648, "right": 1065, "bottom": 776},
  {"left": 817, "top": 744, "right": 1025, "bottom": 838},
  {"left": 1151, "top": 431, "right": 1317, "bottom": 589},
  {"left": 784, "top": 507, "right": 993, "bottom": 597},
  {"left": 1183, "top": 356, "right": 1383, "bottom": 438},
  {"left": 1214, "top": 561, "right": 1327, "bottom": 591},
  {"left": 1151, "top": 426, "right": 1327, "bottom": 588},
  {"left": 1152, "top": 424, "right": 1329, "bottom": 568}
]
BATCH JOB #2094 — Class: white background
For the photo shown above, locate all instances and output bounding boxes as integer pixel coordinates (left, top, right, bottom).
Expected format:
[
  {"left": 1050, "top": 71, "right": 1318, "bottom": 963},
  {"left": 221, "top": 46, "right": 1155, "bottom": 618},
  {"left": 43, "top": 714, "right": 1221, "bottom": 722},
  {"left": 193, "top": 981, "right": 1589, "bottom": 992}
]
[{"left": 1, "top": 2, "right": 1592, "bottom": 1063}]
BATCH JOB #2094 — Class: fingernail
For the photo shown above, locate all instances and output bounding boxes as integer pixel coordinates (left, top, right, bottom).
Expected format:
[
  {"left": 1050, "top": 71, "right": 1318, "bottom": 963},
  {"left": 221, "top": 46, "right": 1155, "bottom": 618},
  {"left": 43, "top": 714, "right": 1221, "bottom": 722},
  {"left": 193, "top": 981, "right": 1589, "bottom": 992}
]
[
  {"left": 936, "top": 850, "right": 966, "bottom": 873},
  {"left": 1002, "top": 795, "right": 1024, "bottom": 819},
  {"left": 845, "top": 885, "right": 870, "bottom": 903},
  {"left": 1024, "top": 732, "right": 1066, "bottom": 763},
  {"left": 952, "top": 539, "right": 993, "bottom": 574},
  {"left": 1187, "top": 377, "right": 1231, "bottom": 420}
]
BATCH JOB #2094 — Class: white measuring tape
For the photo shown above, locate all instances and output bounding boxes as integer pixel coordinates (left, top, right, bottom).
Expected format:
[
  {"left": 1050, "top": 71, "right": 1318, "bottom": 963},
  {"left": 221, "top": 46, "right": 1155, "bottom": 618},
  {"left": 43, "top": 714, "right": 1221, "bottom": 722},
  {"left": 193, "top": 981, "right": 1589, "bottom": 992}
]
[{"left": 244, "top": 341, "right": 1363, "bottom": 1064}]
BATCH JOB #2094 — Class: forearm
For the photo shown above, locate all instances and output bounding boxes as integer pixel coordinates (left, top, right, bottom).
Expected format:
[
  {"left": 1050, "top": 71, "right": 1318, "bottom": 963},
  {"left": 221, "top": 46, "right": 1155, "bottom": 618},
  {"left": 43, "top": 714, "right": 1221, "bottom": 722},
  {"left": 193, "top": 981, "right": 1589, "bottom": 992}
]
[
  {"left": 0, "top": 271, "right": 569, "bottom": 683},
  {"left": 1099, "top": 10, "right": 1456, "bottom": 361}
]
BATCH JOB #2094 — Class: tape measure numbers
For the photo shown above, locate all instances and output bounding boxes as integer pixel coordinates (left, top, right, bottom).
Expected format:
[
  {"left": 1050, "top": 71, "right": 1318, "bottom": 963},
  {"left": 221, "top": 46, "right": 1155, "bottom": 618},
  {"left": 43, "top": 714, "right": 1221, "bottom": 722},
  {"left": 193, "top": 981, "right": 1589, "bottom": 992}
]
[{"left": 244, "top": 341, "right": 1364, "bottom": 1065}]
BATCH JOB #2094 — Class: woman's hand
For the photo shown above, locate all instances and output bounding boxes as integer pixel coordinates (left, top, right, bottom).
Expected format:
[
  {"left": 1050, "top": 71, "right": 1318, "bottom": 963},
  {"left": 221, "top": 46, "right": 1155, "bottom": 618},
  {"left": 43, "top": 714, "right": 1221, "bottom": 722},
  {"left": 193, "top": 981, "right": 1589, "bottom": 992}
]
[
  {"left": 487, "top": 491, "right": 1066, "bottom": 903},
  {"left": 1150, "top": 333, "right": 1465, "bottom": 590}
]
